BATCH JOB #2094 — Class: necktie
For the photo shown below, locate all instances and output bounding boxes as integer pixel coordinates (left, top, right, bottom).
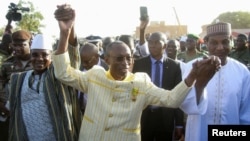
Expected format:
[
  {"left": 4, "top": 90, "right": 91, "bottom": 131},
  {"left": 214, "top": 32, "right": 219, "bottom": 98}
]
[
  {"left": 154, "top": 60, "right": 161, "bottom": 87},
  {"left": 150, "top": 60, "right": 161, "bottom": 111}
]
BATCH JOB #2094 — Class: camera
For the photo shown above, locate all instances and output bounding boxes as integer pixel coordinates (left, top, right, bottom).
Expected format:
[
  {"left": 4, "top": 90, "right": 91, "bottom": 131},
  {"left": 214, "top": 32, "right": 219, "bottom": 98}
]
[{"left": 5, "top": 3, "right": 30, "bottom": 22}]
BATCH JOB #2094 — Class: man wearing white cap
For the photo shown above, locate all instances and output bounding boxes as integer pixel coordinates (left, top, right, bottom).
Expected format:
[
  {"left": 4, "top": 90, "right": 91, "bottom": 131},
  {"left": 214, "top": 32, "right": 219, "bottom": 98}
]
[
  {"left": 7, "top": 5, "right": 82, "bottom": 141},
  {"left": 180, "top": 22, "right": 250, "bottom": 141}
]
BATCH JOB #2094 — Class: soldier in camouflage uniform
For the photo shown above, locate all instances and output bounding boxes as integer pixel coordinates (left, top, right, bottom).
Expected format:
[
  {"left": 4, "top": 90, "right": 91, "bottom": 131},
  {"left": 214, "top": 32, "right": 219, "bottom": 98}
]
[
  {"left": 0, "top": 34, "right": 13, "bottom": 70},
  {"left": 0, "top": 30, "right": 32, "bottom": 141},
  {"left": 177, "top": 34, "right": 208, "bottom": 63},
  {"left": 229, "top": 33, "right": 250, "bottom": 70}
]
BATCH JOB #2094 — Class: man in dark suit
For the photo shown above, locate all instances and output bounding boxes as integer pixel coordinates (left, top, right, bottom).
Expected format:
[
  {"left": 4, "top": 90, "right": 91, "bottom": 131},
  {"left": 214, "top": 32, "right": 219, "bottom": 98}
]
[
  {"left": 132, "top": 32, "right": 184, "bottom": 141},
  {"left": 78, "top": 42, "right": 109, "bottom": 115}
]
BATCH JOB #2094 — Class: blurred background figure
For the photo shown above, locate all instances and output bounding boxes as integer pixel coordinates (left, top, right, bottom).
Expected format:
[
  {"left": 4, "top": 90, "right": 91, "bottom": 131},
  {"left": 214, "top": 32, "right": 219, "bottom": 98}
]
[
  {"left": 85, "top": 35, "right": 103, "bottom": 57},
  {"left": 177, "top": 33, "right": 207, "bottom": 63},
  {"left": 179, "top": 36, "right": 187, "bottom": 53},
  {"left": 229, "top": 33, "right": 250, "bottom": 70},
  {"left": 101, "top": 36, "right": 115, "bottom": 59},
  {"left": 118, "top": 34, "right": 140, "bottom": 59}
]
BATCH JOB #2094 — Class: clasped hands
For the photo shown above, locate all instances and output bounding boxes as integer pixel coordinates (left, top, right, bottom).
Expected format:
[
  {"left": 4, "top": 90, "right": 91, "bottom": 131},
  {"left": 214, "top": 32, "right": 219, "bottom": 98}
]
[{"left": 185, "top": 55, "right": 221, "bottom": 87}]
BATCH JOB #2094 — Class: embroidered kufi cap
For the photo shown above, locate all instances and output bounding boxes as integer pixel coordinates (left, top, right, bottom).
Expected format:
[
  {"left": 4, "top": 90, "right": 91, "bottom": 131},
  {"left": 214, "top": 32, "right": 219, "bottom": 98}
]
[
  {"left": 206, "top": 22, "right": 231, "bottom": 37},
  {"left": 31, "top": 34, "right": 53, "bottom": 50}
]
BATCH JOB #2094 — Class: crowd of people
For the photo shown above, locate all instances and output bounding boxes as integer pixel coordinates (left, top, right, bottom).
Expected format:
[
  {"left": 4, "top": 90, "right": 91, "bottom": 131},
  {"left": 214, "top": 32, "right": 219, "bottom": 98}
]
[{"left": 0, "top": 3, "right": 249, "bottom": 141}]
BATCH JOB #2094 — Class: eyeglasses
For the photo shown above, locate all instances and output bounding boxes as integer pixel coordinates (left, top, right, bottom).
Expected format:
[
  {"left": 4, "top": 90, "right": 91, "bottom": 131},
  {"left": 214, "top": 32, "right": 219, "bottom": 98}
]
[{"left": 110, "top": 56, "right": 133, "bottom": 62}]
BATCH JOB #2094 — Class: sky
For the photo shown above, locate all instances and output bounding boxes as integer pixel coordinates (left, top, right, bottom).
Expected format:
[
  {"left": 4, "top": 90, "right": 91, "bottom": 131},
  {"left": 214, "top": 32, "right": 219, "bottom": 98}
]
[{"left": 1, "top": 0, "right": 250, "bottom": 38}]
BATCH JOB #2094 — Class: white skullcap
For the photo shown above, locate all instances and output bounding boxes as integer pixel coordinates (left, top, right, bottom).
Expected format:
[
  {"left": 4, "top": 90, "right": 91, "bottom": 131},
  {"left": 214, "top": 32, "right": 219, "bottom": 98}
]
[
  {"left": 180, "top": 36, "right": 187, "bottom": 42},
  {"left": 31, "top": 34, "right": 53, "bottom": 50}
]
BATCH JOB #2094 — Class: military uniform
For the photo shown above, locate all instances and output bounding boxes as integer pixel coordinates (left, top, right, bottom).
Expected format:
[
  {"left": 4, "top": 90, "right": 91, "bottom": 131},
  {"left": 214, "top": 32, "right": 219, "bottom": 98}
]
[
  {"left": 0, "top": 50, "right": 10, "bottom": 70},
  {"left": 177, "top": 49, "right": 207, "bottom": 63},
  {"left": 0, "top": 56, "right": 32, "bottom": 141},
  {"left": 229, "top": 48, "right": 250, "bottom": 70},
  {"left": 0, "top": 56, "right": 33, "bottom": 102},
  {"left": 0, "top": 29, "right": 32, "bottom": 141},
  {"left": 178, "top": 34, "right": 208, "bottom": 63}
]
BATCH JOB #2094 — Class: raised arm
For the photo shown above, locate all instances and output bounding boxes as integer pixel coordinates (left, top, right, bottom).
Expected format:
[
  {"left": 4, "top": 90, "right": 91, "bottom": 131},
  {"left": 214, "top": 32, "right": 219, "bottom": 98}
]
[
  {"left": 54, "top": 4, "right": 75, "bottom": 55},
  {"left": 139, "top": 19, "right": 149, "bottom": 46}
]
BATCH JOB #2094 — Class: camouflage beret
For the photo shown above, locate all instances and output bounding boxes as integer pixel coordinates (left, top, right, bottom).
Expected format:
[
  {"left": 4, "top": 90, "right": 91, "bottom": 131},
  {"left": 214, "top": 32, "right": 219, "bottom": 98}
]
[
  {"left": 187, "top": 34, "right": 199, "bottom": 40},
  {"left": 12, "top": 30, "right": 32, "bottom": 41}
]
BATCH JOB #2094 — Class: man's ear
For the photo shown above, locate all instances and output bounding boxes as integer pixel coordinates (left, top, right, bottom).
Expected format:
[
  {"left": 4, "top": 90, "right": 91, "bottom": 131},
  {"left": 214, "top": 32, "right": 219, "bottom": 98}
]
[{"left": 104, "top": 56, "right": 110, "bottom": 65}]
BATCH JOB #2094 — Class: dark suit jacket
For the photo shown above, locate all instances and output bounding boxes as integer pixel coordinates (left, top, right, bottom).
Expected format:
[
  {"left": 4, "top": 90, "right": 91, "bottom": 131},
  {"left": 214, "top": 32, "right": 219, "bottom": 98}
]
[{"left": 132, "top": 55, "right": 183, "bottom": 132}]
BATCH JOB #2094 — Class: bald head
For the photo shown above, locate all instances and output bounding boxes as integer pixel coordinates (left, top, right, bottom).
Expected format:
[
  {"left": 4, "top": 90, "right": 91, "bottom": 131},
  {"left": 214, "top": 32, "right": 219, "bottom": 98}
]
[
  {"left": 105, "top": 41, "right": 131, "bottom": 57},
  {"left": 80, "top": 42, "right": 99, "bottom": 54},
  {"left": 149, "top": 32, "right": 167, "bottom": 43},
  {"left": 80, "top": 43, "right": 100, "bottom": 70}
]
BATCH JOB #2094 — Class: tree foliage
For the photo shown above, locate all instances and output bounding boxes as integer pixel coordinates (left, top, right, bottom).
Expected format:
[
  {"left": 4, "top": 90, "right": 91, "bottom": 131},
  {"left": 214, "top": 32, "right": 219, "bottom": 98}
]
[
  {"left": 15, "top": 0, "right": 44, "bottom": 34},
  {"left": 212, "top": 11, "right": 250, "bottom": 29},
  {"left": 0, "top": 0, "right": 44, "bottom": 36}
]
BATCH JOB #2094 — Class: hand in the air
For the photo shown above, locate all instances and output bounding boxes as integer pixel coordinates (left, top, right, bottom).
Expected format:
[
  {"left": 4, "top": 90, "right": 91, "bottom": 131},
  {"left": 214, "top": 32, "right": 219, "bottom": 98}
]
[{"left": 54, "top": 4, "right": 75, "bottom": 32}]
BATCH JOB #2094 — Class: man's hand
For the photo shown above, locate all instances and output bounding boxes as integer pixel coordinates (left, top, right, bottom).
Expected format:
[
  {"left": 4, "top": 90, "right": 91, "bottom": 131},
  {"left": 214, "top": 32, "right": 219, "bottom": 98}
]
[
  {"left": 139, "top": 18, "right": 149, "bottom": 31},
  {"left": 184, "top": 56, "right": 221, "bottom": 87},
  {"left": 54, "top": 4, "right": 76, "bottom": 54},
  {"left": 195, "top": 56, "right": 221, "bottom": 87},
  {"left": 54, "top": 4, "right": 75, "bottom": 33},
  {"left": 173, "top": 127, "right": 183, "bottom": 140},
  {"left": 193, "top": 56, "right": 221, "bottom": 103}
]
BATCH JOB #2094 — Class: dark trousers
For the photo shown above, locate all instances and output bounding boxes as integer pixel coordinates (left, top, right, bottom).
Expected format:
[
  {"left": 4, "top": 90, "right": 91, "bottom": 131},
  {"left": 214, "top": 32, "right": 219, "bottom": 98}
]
[
  {"left": 0, "top": 118, "right": 9, "bottom": 141},
  {"left": 141, "top": 107, "right": 173, "bottom": 141}
]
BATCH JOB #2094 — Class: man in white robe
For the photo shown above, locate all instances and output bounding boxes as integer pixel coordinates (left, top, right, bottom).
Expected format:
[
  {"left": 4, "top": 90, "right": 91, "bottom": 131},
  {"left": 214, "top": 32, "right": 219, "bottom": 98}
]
[{"left": 180, "top": 22, "right": 250, "bottom": 141}]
